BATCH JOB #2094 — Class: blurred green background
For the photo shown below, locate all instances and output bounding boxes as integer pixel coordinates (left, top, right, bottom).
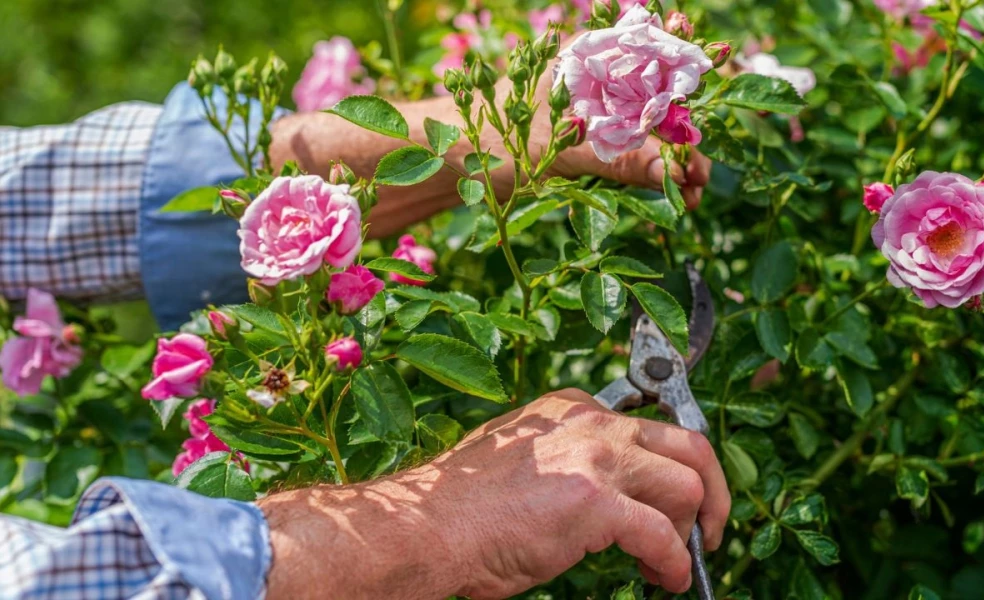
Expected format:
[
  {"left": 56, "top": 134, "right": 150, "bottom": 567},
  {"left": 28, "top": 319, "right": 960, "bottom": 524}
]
[{"left": 0, "top": 0, "right": 443, "bottom": 126}]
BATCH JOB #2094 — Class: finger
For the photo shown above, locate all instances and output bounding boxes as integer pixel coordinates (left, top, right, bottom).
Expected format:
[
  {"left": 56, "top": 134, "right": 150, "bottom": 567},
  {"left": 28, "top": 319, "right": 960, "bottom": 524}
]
[
  {"left": 616, "top": 446, "right": 701, "bottom": 543},
  {"left": 683, "top": 185, "right": 703, "bottom": 211},
  {"left": 609, "top": 495, "right": 693, "bottom": 593},
  {"left": 685, "top": 151, "right": 712, "bottom": 187},
  {"left": 634, "top": 421, "right": 731, "bottom": 551}
]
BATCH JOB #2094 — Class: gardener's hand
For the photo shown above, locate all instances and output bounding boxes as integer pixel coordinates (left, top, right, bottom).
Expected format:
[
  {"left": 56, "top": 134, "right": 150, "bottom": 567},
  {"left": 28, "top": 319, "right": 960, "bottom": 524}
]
[{"left": 260, "top": 388, "right": 730, "bottom": 600}]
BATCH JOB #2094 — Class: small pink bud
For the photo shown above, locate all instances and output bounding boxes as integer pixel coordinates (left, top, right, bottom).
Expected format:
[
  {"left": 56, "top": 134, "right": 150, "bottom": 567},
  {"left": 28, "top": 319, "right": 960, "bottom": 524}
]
[
  {"left": 219, "top": 189, "right": 243, "bottom": 203},
  {"left": 327, "top": 265, "right": 385, "bottom": 315},
  {"left": 324, "top": 337, "right": 363, "bottom": 371},
  {"left": 664, "top": 11, "right": 694, "bottom": 39},
  {"left": 863, "top": 182, "right": 895, "bottom": 214},
  {"left": 61, "top": 324, "right": 82, "bottom": 345},
  {"left": 705, "top": 42, "right": 732, "bottom": 68},
  {"left": 207, "top": 310, "right": 237, "bottom": 339},
  {"left": 556, "top": 116, "right": 587, "bottom": 148}
]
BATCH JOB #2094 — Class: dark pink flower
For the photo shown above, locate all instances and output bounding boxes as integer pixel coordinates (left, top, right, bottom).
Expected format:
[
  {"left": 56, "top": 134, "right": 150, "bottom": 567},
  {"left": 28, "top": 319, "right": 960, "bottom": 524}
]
[
  {"left": 863, "top": 182, "right": 895, "bottom": 214},
  {"left": 655, "top": 104, "right": 702, "bottom": 146},
  {"left": 183, "top": 398, "right": 217, "bottom": 440},
  {"left": 0, "top": 289, "right": 82, "bottom": 396},
  {"left": 171, "top": 432, "right": 243, "bottom": 478},
  {"left": 207, "top": 310, "right": 236, "bottom": 340},
  {"left": 292, "top": 37, "right": 375, "bottom": 112},
  {"left": 872, "top": 171, "right": 984, "bottom": 308},
  {"left": 327, "top": 265, "right": 385, "bottom": 315},
  {"left": 391, "top": 235, "right": 437, "bottom": 286},
  {"left": 325, "top": 337, "right": 363, "bottom": 370},
  {"left": 141, "top": 334, "right": 213, "bottom": 400}
]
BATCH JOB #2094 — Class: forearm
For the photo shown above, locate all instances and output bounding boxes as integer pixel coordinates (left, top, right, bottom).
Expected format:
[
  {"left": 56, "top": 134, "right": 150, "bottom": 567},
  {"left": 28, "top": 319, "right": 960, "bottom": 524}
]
[
  {"left": 268, "top": 98, "right": 511, "bottom": 238},
  {"left": 260, "top": 471, "right": 462, "bottom": 600}
]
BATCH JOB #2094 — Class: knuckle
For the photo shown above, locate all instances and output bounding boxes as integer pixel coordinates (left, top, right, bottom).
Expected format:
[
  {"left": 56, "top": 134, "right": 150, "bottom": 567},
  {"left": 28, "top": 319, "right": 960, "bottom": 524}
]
[
  {"left": 686, "top": 430, "right": 715, "bottom": 467},
  {"left": 579, "top": 438, "right": 615, "bottom": 470},
  {"left": 679, "top": 468, "right": 705, "bottom": 508}
]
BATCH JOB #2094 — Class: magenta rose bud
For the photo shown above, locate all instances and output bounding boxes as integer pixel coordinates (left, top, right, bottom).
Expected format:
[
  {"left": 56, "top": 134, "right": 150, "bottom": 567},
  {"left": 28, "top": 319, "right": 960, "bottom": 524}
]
[
  {"left": 863, "top": 182, "right": 895, "bottom": 214},
  {"left": 327, "top": 265, "right": 385, "bottom": 315},
  {"left": 141, "top": 333, "right": 214, "bottom": 401},
  {"left": 171, "top": 431, "right": 232, "bottom": 478},
  {"left": 239, "top": 175, "right": 362, "bottom": 285},
  {"left": 391, "top": 235, "right": 437, "bottom": 286},
  {"left": 554, "top": 5, "right": 712, "bottom": 163},
  {"left": 325, "top": 337, "right": 363, "bottom": 371},
  {"left": 872, "top": 171, "right": 984, "bottom": 308},
  {"left": 183, "top": 398, "right": 217, "bottom": 439},
  {"left": 655, "top": 104, "right": 702, "bottom": 146},
  {"left": 705, "top": 42, "right": 732, "bottom": 68},
  {"left": 0, "top": 289, "right": 83, "bottom": 396},
  {"left": 664, "top": 11, "right": 694, "bottom": 38},
  {"left": 292, "top": 37, "right": 376, "bottom": 112},
  {"left": 207, "top": 310, "right": 236, "bottom": 339}
]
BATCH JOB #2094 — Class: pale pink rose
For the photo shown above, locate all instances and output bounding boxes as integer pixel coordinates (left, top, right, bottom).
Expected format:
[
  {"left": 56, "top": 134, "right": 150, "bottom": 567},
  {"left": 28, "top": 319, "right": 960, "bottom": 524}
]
[
  {"left": 864, "top": 182, "right": 895, "bottom": 214},
  {"left": 0, "top": 289, "right": 82, "bottom": 396},
  {"left": 171, "top": 432, "right": 232, "bottom": 478},
  {"left": 293, "top": 37, "right": 376, "bottom": 112},
  {"left": 655, "top": 104, "right": 702, "bottom": 145},
  {"left": 531, "top": 5, "right": 566, "bottom": 35},
  {"left": 663, "top": 11, "right": 694, "bottom": 38},
  {"left": 327, "top": 265, "right": 385, "bottom": 315},
  {"left": 141, "top": 334, "right": 213, "bottom": 401},
  {"left": 239, "top": 176, "right": 362, "bottom": 285},
  {"left": 872, "top": 171, "right": 984, "bottom": 308},
  {"left": 734, "top": 52, "right": 816, "bottom": 97},
  {"left": 207, "top": 310, "right": 236, "bottom": 340},
  {"left": 391, "top": 234, "right": 437, "bottom": 286},
  {"left": 555, "top": 5, "right": 712, "bottom": 162},
  {"left": 183, "top": 398, "right": 217, "bottom": 439},
  {"left": 325, "top": 337, "right": 363, "bottom": 370}
]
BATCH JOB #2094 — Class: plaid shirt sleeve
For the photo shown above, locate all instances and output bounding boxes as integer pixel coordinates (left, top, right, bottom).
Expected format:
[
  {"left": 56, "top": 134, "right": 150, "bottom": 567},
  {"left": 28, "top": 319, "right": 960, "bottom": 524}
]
[
  {"left": 0, "top": 478, "right": 271, "bottom": 600},
  {"left": 0, "top": 103, "right": 162, "bottom": 304}
]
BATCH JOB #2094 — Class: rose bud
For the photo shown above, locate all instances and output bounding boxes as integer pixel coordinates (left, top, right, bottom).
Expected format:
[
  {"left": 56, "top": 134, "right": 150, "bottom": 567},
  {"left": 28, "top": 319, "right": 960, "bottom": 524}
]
[{"left": 325, "top": 337, "right": 363, "bottom": 371}]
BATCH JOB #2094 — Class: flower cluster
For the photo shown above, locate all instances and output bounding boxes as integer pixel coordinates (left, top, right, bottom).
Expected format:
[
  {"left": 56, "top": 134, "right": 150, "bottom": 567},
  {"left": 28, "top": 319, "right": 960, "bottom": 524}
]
[
  {"left": 172, "top": 398, "right": 248, "bottom": 477},
  {"left": 0, "top": 289, "right": 82, "bottom": 396},
  {"left": 293, "top": 37, "right": 376, "bottom": 111}
]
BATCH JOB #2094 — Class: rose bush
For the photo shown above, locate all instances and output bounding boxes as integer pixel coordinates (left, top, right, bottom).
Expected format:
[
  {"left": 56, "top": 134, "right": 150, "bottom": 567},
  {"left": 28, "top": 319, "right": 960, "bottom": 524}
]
[{"left": 4, "top": 1, "right": 984, "bottom": 598}]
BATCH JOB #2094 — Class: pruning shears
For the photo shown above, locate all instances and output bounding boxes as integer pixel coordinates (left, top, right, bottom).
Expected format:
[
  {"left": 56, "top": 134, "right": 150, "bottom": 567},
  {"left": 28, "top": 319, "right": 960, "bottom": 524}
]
[{"left": 594, "top": 262, "right": 716, "bottom": 600}]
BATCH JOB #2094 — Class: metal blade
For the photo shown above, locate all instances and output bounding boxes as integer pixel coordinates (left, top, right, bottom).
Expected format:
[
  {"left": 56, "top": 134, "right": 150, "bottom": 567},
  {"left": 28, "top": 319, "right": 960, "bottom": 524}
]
[{"left": 684, "top": 262, "right": 715, "bottom": 371}]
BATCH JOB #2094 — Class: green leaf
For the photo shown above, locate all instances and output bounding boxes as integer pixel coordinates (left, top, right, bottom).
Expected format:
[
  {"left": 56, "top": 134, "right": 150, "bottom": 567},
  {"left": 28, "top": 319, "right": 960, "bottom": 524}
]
[
  {"left": 720, "top": 73, "right": 808, "bottom": 114},
  {"left": 396, "top": 334, "right": 507, "bottom": 402},
  {"left": 751, "top": 521, "right": 781, "bottom": 559},
  {"left": 780, "top": 494, "right": 827, "bottom": 526},
  {"left": 416, "top": 414, "right": 465, "bottom": 453},
  {"left": 580, "top": 272, "right": 626, "bottom": 334},
  {"left": 630, "top": 283, "right": 689, "bottom": 355},
  {"left": 611, "top": 581, "right": 643, "bottom": 600},
  {"left": 871, "top": 81, "right": 907, "bottom": 119},
  {"left": 896, "top": 465, "right": 930, "bottom": 508},
  {"left": 751, "top": 241, "right": 798, "bottom": 304},
  {"left": 328, "top": 95, "right": 409, "bottom": 139},
  {"left": 755, "top": 309, "right": 792, "bottom": 363},
  {"left": 600, "top": 256, "right": 661, "bottom": 279},
  {"left": 151, "top": 398, "right": 186, "bottom": 429},
  {"left": 523, "top": 258, "right": 558, "bottom": 277},
  {"left": 0, "top": 429, "right": 34, "bottom": 453},
  {"left": 836, "top": 362, "right": 874, "bottom": 417},
  {"left": 375, "top": 146, "right": 445, "bottom": 186},
  {"left": 963, "top": 522, "right": 984, "bottom": 555},
  {"left": 564, "top": 188, "right": 619, "bottom": 219},
  {"left": 570, "top": 203, "right": 617, "bottom": 252},
  {"left": 423, "top": 117, "right": 460, "bottom": 155},
  {"left": 470, "top": 199, "right": 561, "bottom": 251},
  {"left": 788, "top": 413, "right": 820, "bottom": 459},
  {"left": 696, "top": 113, "right": 744, "bottom": 166},
  {"left": 661, "top": 145, "right": 687, "bottom": 214},
  {"left": 175, "top": 452, "right": 256, "bottom": 501},
  {"left": 390, "top": 287, "right": 480, "bottom": 312},
  {"left": 395, "top": 300, "right": 444, "bottom": 331},
  {"left": 452, "top": 312, "right": 503, "bottom": 357},
  {"left": 975, "top": 472, "right": 984, "bottom": 495},
  {"left": 531, "top": 307, "right": 561, "bottom": 342},
  {"left": 616, "top": 188, "right": 679, "bottom": 230},
  {"left": 723, "top": 440, "right": 759, "bottom": 491},
  {"left": 549, "top": 283, "right": 583, "bottom": 310},
  {"left": 364, "top": 257, "right": 435, "bottom": 282},
  {"left": 464, "top": 152, "right": 505, "bottom": 175},
  {"left": 209, "top": 424, "right": 304, "bottom": 457},
  {"left": 793, "top": 530, "right": 840, "bottom": 566},
  {"left": 45, "top": 446, "right": 101, "bottom": 500},
  {"left": 457, "top": 178, "right": 486, "bottom": 206},
  {"left": 100, "top": 340, "right": 155, "bottom": 379},
  {"left": 224, "top": 304, "right": 286, "bottom": 335},
  {"left": 826, "top": 332, "right": 878, "bottom": 369},
  {"left": 0, "top": 453, "right": 17, "bottom": 489},
  {"left": 727, "top": 392, "right": 784, "bottom": 427},
  {"left": 909, "top": 584, "right": 943, "bottom": 600},
  {"left": 351, "top": 362, "right": 416, "bottom": 442},
  {"left": 488, "top": 312, "right": 536, "bottom": 337},
  {"left": 796, "top": 329, "right": 834, "bottom": 371},
  {"left": 159, "top": 186, "right": 217, "bottom": 213}
]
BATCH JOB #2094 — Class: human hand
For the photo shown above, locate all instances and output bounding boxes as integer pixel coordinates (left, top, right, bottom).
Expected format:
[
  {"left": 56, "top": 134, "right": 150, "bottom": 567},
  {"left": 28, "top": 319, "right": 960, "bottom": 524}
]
[{"left": 260, "top": 388, "right": 729, "bottom": 600}]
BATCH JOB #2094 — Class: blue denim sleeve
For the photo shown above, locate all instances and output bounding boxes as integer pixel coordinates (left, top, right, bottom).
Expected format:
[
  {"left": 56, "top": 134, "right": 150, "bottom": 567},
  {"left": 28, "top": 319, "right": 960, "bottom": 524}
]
[{"left": 140, "top": 83, "right": 290, "bottom": 331}]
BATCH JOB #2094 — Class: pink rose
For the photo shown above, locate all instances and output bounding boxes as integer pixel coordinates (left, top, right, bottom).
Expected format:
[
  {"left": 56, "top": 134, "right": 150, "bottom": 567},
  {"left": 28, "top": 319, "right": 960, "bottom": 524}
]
[
  {"left": 863, "top": 182, "right": 895, "bottom": 214},
  {"left": 292, "top": 37, "right": 376, "bottom": 112},
  {"left": 664, "top": 11, "right": 694, "bottom": 39},
  {"left": 141, "top": 334, "right": 213, "bottom": 401},
  {"left": 327, "top": 265, "right": 385, "bottom": 315},
  {"left": 171, "top": 432, "right": 232, "bottom": 478},
  {"left": 872, "top": 171, "right": 984, "bottom": 308},
  {"left": 207, "top": 310, "right": 236, "bottom": 339},
  {"left": 183, "top": 398, "right": 217, "bottom": 439},
  {"left": 239, "top": 176, "right": 362, "bottom": 285},
  {"left": 735, "top": 52, "right": 816, "bottom": 98},
  {"left": 325, "top": 337, "right": 363, "bottom": 370},
  {"left": 391, "top": 235, "right": 437, "bottom": 286},
  {"left": 0, "top": 289, "right": 82, "bottom": 396},
  {"left": 555, "top": 5, "right": 712, "bottom": 162},
  {"left": 655, "top": 104, "right": 702, "bottom": 145}
]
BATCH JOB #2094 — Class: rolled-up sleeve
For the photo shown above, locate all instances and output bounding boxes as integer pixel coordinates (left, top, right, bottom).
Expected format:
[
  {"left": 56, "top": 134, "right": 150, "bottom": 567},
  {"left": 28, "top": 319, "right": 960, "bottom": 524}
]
[{"left": 0, "top": 477, "right": 271, "bottom": 600}]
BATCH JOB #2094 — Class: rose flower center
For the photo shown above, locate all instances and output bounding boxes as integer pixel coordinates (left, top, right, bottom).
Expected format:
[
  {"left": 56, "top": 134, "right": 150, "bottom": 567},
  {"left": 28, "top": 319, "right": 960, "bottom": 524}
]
[
  {"left": 263, "top": 368, "right": 291, "bottom": 392},
  {"left": 926, "top": 222, "right": 965, "bottom": 258}
]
